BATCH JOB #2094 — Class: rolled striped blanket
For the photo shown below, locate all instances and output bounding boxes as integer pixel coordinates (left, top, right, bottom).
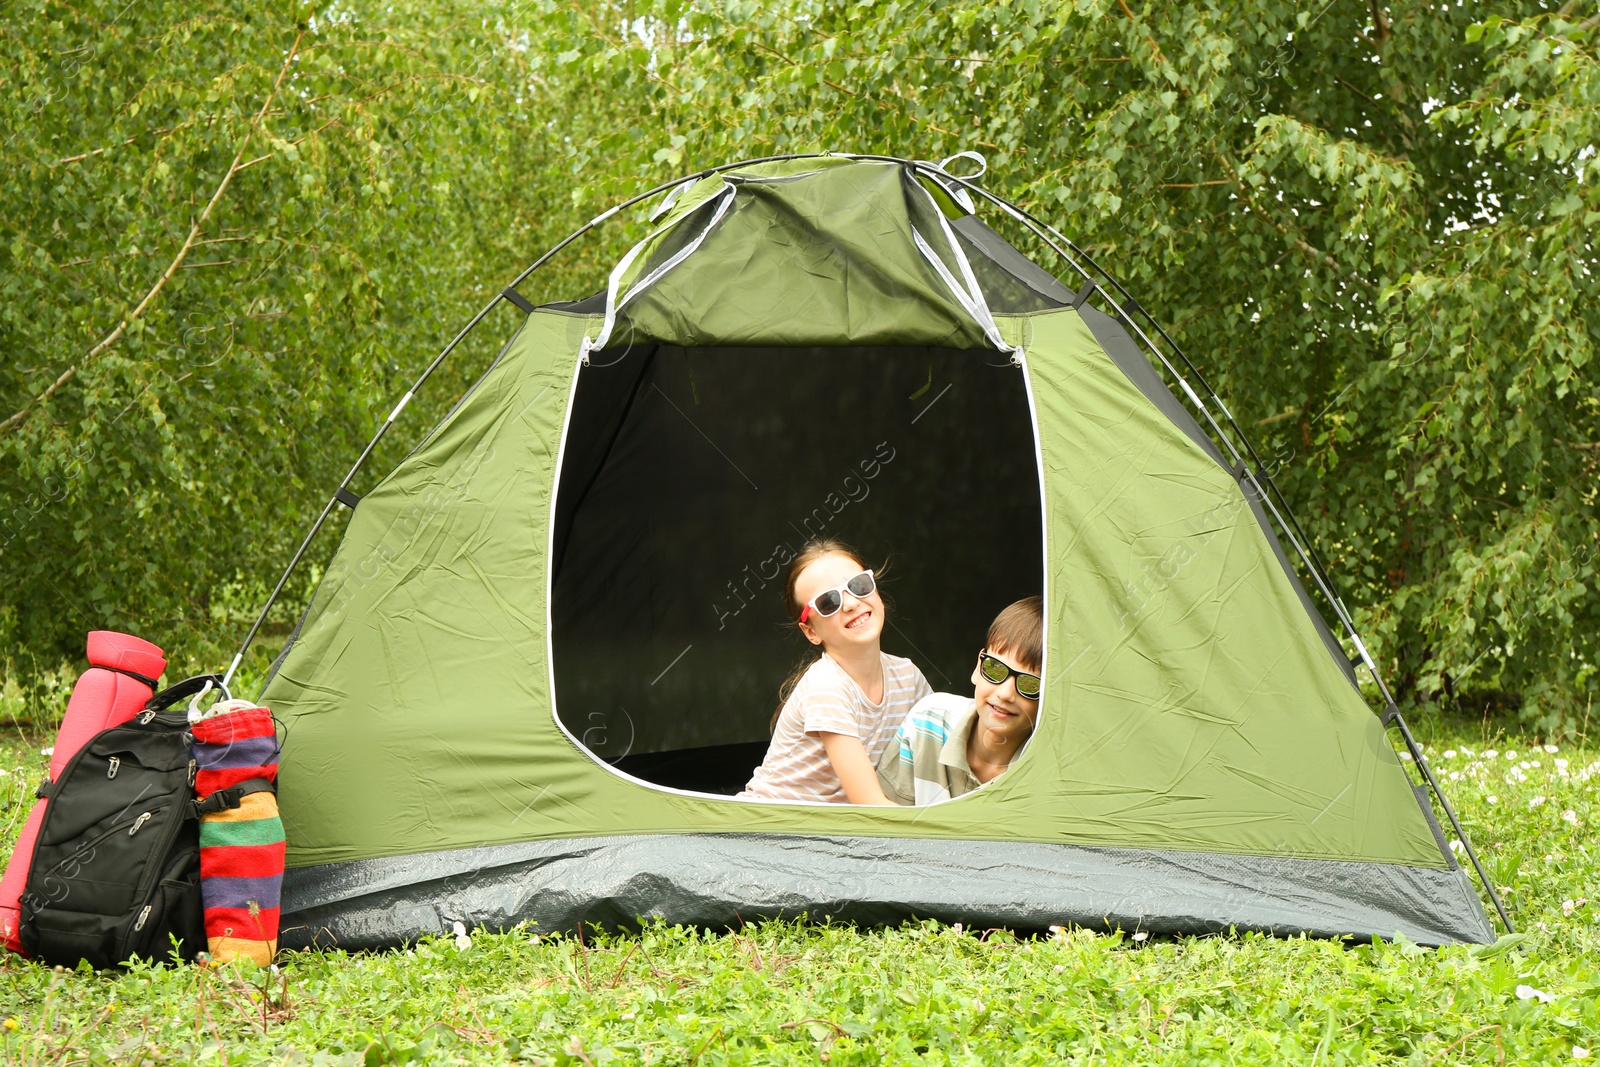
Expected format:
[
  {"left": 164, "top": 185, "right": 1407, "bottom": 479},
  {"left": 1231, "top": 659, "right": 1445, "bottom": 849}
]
[{"left": 190, "top": 701, "right": 282, "bottom": 966}]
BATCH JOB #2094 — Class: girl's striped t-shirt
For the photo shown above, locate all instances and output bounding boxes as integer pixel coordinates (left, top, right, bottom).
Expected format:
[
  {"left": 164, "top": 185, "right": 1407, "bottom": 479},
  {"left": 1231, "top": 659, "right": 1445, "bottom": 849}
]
[{"left": 741, "top": 652, "right": 930, "bottom": 803}]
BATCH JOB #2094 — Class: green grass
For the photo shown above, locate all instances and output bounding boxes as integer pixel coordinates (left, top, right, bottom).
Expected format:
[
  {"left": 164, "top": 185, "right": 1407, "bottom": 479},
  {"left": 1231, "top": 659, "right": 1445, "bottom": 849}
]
[{"left": 1, "top": 719, "right": 1596, "bottom": 1066}]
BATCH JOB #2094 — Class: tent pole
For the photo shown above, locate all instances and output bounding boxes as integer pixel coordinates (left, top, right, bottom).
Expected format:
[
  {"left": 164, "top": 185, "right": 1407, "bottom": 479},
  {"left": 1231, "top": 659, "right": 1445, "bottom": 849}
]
[
  {"left": 1388, "top": 706, "right": 1516, "bottom": 934},
  {"left": 222, "top": 155, "right": 854, "bottom": 685},
  {"left": 223, "top": 288, "right": 517, "bottom": 688},
  {"left": 226, "top": 151, "right": 1516, "bottom": 934},
  {"left": 939, "top": 177, "right": 1368, "bottom": 628},
  {"left": 932, "top": 173, "right": 1348, "bottom": 603},
  {"left": 943, "top": 172, "right": 1396, "bottom": 679},
  {"left": 930, "top": 169, "right": 1516, "bottom": 934}
]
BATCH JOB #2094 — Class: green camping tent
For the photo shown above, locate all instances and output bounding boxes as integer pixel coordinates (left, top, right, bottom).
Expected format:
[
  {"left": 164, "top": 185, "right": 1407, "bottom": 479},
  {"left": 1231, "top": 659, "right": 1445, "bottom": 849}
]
[{"left": 254, "top": 155, "right": 1500, "bottom": 947}]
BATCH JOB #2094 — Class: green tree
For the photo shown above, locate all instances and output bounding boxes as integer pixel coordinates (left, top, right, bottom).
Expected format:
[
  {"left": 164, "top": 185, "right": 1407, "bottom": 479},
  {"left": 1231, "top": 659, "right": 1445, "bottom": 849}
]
[
  {"left": 3, "top": 1, "right": 1595, "bottom": 730},
  {"left": 524, "top": 0, "right": 1597, "bottom": 730},
  {"left": 0, "top": 2, "right": 599, "bottom": 683}
]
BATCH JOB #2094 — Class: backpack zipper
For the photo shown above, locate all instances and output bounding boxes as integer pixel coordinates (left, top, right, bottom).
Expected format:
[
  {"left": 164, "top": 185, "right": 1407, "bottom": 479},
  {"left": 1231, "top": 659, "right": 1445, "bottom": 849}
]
[
  {"left": 107, "top": 756, "right": 121, "bottom": 779},
  {"left": 128, "top": 812, "right": 152, "bottom": 836},
  {"left": 20, "top": 733, "right": 128, "bottom": 903},
  {"left": 119, "top": 799, "right": 195, "bottom": 961}
]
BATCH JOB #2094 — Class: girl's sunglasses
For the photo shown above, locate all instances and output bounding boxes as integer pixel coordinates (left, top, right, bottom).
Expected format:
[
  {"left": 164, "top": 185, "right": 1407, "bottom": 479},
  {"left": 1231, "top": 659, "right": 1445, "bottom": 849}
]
[
  {"left": 978, "top": 651, "right": 1043, "bottom": 700},
  {"left": 799, "top": 570, "right": 877, "bottom": 623}
]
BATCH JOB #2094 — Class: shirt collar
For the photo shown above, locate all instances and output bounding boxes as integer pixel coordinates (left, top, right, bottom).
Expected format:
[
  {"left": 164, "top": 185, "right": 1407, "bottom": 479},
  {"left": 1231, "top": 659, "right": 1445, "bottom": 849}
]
[{"left": 938, "top": 705, "right": 980, "bottom": 778}]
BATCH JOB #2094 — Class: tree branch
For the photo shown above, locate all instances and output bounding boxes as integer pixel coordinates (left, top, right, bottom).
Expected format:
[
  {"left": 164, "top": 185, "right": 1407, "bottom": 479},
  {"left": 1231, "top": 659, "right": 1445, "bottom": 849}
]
[
  {"left": 0, "top": 31, "right": 305, "bottom": 440},
  {"left": 1116, "top": 0, "right": 1170, "bottom": 68},
  {"left": 1369, "top": 1, "right": 1391, "bottom": 48},
  {"left": 54, "top": 127, "right": 174, "bottom": 166}
]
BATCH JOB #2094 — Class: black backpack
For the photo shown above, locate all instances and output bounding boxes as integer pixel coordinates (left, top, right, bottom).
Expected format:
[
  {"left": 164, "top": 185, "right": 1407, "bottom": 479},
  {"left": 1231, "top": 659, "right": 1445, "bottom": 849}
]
[{"left": 19, "top": 675, "right": 234, "bottom": 968}]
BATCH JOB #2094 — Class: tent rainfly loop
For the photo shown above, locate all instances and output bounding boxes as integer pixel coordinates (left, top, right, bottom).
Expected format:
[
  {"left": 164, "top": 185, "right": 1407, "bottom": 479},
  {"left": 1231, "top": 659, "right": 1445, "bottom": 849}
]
[{"left": 937, "top": 150, "right": 988, "bottom": 179}]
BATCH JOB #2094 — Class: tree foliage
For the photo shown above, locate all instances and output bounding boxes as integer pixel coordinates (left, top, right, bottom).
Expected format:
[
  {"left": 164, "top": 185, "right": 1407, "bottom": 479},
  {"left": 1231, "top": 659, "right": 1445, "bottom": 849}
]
[
  {"left": 2, "top": 1, "right": 1595, "bottom": 729},
  {"left": 0, "top": 1, "right": 591, "bottom": 677}
]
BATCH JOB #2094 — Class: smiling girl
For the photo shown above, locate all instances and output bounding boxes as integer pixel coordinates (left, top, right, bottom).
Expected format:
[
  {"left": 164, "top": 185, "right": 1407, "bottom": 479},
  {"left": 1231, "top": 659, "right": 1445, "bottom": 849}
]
[{"left": 740, "top": 539, "right": 930, "bottom": 804}]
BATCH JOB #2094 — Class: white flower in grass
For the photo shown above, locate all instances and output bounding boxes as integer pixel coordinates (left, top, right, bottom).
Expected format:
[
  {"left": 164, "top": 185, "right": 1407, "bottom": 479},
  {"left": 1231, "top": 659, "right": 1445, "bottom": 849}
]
[
  {"left": 1449, "top": 840, "right": 1465, "bottom": 853},
  {"left": 1555, "top": 758, "right": 1570, "bottom": 776},
  {"left": 1515, "top": 984, "right": 1556, "bottom": 1003},
  {"left": 1573, "top": 1046, "right": 1590, "bottom": 1060},
  {"left": 1400, "top": 752, "right": 1414, "bottom": 761},
  {"left": 1506, "top": 750, "right": 1518, "bottom": 760},
  {"left": 1449, "top": 771, "right": 1462, "bottom": 781},
  {"left": 1544, "top": 744, "right": 1559, "bottom": 754},
  {"left": 1562, "top": 898, "right": 1587, "bottom": 917},
  {"left": 1444, "top": 749, "right": 1458, "bottom": 759},
  {"left": 1530, "top": 796, "right": 1547, "bottom": 808},
  {"left": 452, "top": 921, "right": 471, "bottom": 951},
  {"left": 1520, "top": 760, "right": 1533, "bottom": 770},
  {"left": 1562, "top": 810, "right": 1580, "bottom": 826},
  {"left": 1485, "top": 749, "right": 1500, "bottom": 759},
  {"left": 0, "top": 769, "right": 8, "bottom": 778},
  {"left": 39, "top": 747, "right": 52, "bottom": 757},
  {"left": 1487, "top": 795, "right": 1499, "bottom": 804}
]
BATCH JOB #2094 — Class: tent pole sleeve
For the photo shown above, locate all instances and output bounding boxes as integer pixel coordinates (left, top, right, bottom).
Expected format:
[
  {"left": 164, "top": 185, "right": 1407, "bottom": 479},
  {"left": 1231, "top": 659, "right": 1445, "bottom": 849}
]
[{"left": 1388, "top": 707, "right": 1515, "bottom": 934}]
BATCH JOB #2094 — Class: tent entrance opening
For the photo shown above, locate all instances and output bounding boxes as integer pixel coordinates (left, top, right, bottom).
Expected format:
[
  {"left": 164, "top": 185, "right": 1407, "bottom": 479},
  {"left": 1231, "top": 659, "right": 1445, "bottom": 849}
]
[{"left": 550, "top": 344, "right": 1045, "bottom": 795}]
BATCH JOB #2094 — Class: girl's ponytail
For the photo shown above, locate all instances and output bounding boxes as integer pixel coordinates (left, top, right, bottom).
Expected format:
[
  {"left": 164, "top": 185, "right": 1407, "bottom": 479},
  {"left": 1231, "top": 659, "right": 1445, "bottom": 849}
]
[{"left": 769, "top": 538, "right": 868, "bottom": 732}]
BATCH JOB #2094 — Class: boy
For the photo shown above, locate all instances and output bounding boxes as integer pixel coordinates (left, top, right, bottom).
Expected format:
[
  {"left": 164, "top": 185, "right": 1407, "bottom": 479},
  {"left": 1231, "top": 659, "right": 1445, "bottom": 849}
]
[{"left": 876, "top": 597, "right": 1042, "bottom": 805}]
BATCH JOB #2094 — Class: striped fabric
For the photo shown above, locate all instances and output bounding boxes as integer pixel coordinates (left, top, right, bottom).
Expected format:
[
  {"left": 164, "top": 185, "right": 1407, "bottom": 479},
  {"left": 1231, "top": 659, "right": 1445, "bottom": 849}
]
[
  {"left": 742, "top": 653, "right": 930, "bottom": 803},
  {"left": 191, "top": 704, "right": 282, "bottom": 966},
  {"left": 876, "top": 692, "right": 983, "bottom": 806}
]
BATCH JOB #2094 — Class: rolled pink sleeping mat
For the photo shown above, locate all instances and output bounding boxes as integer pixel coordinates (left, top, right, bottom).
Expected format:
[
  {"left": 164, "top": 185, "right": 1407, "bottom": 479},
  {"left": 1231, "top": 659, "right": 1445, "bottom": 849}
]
[{"left": 0, "top": 631, "right": 165, "bottom": 955}]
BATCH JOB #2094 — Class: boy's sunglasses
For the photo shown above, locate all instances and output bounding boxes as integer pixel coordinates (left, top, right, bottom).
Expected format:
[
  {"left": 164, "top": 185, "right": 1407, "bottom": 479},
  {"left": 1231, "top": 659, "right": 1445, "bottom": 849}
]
[
  {"left": 799, "top": 570, "right": 876, "bottom": 623},
  {"left": 978, "top": 650, "right": 1043, "bottom": 700}
]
